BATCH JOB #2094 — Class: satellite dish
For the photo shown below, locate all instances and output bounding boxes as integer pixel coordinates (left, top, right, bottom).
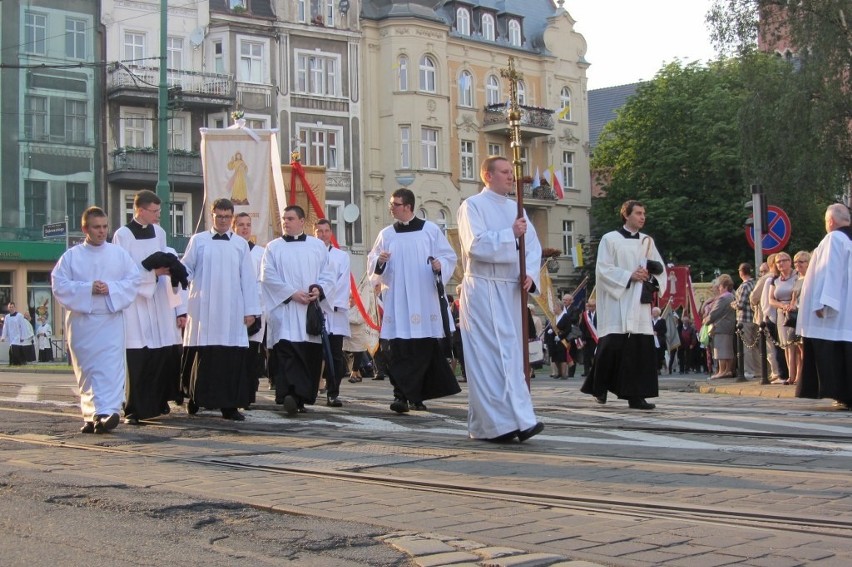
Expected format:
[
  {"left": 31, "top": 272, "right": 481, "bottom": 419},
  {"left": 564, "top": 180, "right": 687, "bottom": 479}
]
[
  {"left": 342, "top": 203, "right": 360, "bottom": 223},
  {"left": 189, "top": 27, "right": 205, "bottom": 48}
]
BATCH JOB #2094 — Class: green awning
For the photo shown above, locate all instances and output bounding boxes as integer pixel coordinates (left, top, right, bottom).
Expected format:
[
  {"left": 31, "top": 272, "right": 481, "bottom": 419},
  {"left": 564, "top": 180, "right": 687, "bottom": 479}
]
[{"left": 0, "top": 240, "right": 65, "bottom": 262}]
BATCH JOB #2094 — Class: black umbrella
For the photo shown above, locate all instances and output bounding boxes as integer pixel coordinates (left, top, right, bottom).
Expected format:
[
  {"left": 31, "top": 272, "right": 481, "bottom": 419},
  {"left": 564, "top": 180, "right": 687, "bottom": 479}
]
[
  {"left": 428, "top": 256, "right": 453, "bottom": 357},
  {"left": 307, "top": 300, "right": 335, "bottom": 379}
]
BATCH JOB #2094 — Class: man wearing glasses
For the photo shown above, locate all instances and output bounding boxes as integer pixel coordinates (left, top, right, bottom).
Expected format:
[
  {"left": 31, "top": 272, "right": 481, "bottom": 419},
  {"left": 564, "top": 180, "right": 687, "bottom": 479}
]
[
  {"left": 113, "top": 190, "right": 186, "bottom": 425},
  {"left": 368, "top": 188, "right": 460, "bottom": 413},
  {"left": 180, "top": 198, "right": 260, "bottom": 421}
]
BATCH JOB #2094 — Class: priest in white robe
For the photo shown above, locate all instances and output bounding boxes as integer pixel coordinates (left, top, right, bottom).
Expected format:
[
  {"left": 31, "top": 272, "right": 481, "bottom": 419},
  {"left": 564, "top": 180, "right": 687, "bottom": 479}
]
[
  {"left": 580, "top": 200, "right": 666, "bottom": 410},
  {"left": 1, "top": 302, "right": 29, "bottom": 366},
  {"left": 368, "top": 188, "right": 460, "bottom": 414},
  {"left": 796, "top": 204, "right": 852, "bottom": 407},
  {"left": 181, "top": 198, "right": 260, "bottom": 421},
  {"left": 314, "top": 219, "right": 350, "bottom": 407},
  {"left": 261, "top": 205, "right": 334, "bottom": 416},
  {"left": 51, "top": 207, "right": 140, "bottom": 433},
  {"left": 233, "top": 212, "right": 267, "bottom": 406},
  {"left": 112, "top": 190, "right": 183, "bottom": 424},
  {"left": 457, "top": 156, "right": 544, "bottom": 442}
]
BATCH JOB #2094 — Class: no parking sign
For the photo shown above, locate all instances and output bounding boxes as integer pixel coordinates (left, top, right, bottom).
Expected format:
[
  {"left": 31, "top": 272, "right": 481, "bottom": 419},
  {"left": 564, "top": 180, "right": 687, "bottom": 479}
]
[{"left": 745, "top": 205, "right": 791, "bottom": 254}]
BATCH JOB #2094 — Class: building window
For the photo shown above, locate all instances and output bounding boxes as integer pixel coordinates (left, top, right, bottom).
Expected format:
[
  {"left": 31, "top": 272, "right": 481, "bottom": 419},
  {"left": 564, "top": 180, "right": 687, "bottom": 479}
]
[
  {"left": 27, "top": 272, "right": 54, "bottom": 330},
  {"left": 562, "top": 220, "right": 574, "bottom": 256},
  {"left": 66, "top": 183, "right": 89, "bottom": 231},
  {"left": 458, "top": 71, "right": 473, "bottom": 107},
  {"left": 0, "top": 273, "right": 12, "bottom": 315},
  {"left": 508, "top": 20, "right": 522, "bottom": 47},
  {"left": 168, "top": 114, "right": 189, "bottom": 150},
  {"left": 562, "top": 151, "right": 575, "bottom": 189},
  {"left": 460, "top": 140, "right": 475, "bottom": 180},
  {"left": 421, "top": 127, "right": 438, "bottom": 170},
  {"left": 65, "top": 100, "right": 87, "bottom": 144},
  {"left": 325, "top": 0, "right": 335, "bottom": 27},
  {"left": 419, "top": 55, "right": 436, "bottom": 93},
  {"left": 25, "top": 181, "right": 48, "bottom": 229},
  {"left": 417, "top": 208, "right": 427, "bottom": 220},
  {"left": 24, "top": 96, "right": 48, "bottom": 141},
  {"left": 121, "top": 109, "right": 151, "bottom": 147},
  {"left": 559, "top": 86, "right": 572, "bottom": 121},
  {"left": 213, "top": 41, "right": 225, "bottom": 74},
  {"left": 167, "top": 37, "right": 184, "bottom": 70},
  {"left": 297, "top": 0, "right": 307, "bottom": 22},
  {"left": 297, "top": 125, "right": 341, "bottom": 170},
  {"left": 123, "top": 191, "right": 192, "bottom": 237},
  {"left": 24, "top": 12, "right": 47, "bottom": 55},
  {"left": 517, "top": 80, "right": 526, "bottom": 105},
  {"left": 486, "top": 74, "right": 500, "bottom": 105},
  {"left": 456, "top": 8, "right": 470, "bottom": 35},
  {"left": 487, "top": 143, "right": 502, "bottom": 157},
  {"left": 123, "top": 31, "right": 145, "bottom": 62},
  {"left": 296, "top": 51, "right": 340, "bottom": 96},
  {"left": 239, "top": 40, "right": 264, "bottom": 84},
  {"left": 230, "top": 0, "right": 246, "bottom": 9},
  {"left": 399, "top": 125, "right": 411, "bottom": 169},
  {"left": 326, "top": 200, "right": 345, "bottom": 245},
  {"left": 398, "top": 55, "right": 408, "bottom": 91},
  {"left": 246, "top": 116, "right": 268, "bottom": 129},
  {"left": 65, "top": 18, "right": 86, "bottom": 59},
  {"left": 482, "top": 14, "right": 495, "bottom": 41},
  {"left": 437, "top": 210, "right": 448, "bottom": 233}
]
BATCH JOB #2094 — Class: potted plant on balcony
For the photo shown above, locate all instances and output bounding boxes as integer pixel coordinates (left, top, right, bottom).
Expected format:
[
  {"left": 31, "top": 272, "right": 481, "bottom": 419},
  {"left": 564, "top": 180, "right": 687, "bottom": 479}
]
[{"left": 542, "top": 247, "right": 561, "bottom": 273}]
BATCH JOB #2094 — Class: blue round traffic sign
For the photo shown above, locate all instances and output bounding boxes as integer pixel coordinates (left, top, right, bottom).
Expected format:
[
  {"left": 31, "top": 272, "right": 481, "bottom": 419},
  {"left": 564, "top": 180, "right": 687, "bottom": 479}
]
[{"left": 745, "top": 205, "right": 791, "bottom": 254}]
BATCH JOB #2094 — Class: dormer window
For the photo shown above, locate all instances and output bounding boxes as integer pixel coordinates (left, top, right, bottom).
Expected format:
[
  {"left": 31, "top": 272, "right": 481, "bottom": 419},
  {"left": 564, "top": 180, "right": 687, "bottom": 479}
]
[
  {"left": 456, "top": 8, "right": 470, "bottom": 36},
  {"left": 481, "top": 14, "right": 495, "bottom": 41},
  {"left": 508, "top": 19, "right": 522, "bottom": 47}
]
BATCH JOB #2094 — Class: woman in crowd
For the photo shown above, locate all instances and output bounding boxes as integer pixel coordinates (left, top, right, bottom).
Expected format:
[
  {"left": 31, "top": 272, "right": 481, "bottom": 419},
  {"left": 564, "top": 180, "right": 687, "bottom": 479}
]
[
  {"left": 785, "top": 251, "right": 810, "bottom": 385},
  {"left": 769, "top": 252, "right": 799, "bottom": 384},
  {"left": 707, "top": 274, "right": 737, "bottom": 379}
]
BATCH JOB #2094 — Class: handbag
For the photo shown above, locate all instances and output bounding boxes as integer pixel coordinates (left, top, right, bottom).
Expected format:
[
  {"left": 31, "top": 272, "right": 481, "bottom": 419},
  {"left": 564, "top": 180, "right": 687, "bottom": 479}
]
[
  {"left": 305, "top": 301, "right": 324, "bottom": 336},
  {"left": 698, "top": 323, "right": 713, "bottom": 346},
  {"left": 640, "top": 276, "right": 660, "bottom": 304},
  {"left": 783, "top": 309, "right": 798, "bottom": 328},
  {"left": 528, "top": 339, "right": 544, "bottom": 364}
]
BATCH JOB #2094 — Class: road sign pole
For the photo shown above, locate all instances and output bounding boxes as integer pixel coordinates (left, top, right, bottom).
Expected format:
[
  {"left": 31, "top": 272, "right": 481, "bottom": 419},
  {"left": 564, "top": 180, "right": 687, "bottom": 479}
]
[{"left": 751, "top": 185, "right": 763, "bottom": 268}]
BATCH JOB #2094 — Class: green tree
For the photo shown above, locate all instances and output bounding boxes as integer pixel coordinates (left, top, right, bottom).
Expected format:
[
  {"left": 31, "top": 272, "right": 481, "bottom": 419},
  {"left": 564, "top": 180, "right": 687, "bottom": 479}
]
[
  {"left": 592, "top": 60, "right": 754, "bottom": 278},
  {"left": 707, "top": 0, "right": 851, "bottom": 246}
]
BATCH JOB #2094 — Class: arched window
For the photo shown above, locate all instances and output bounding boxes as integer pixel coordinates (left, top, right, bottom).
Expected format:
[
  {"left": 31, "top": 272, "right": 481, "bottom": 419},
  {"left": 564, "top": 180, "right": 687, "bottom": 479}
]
[
  {"left": 417, "top": 207, "right": 427, "bottom": 220},
  {"left": 458, "top": 70, "right": 473, "bottom": 107},
  {"left": 419, "top": 55, "right": 436, "bottom": 92},
  {"left": 456, "top": 8, "right": 470, "bottom": 36},
  {"left": 437, "top": 210, "right": 448, "bottom": 233},
  {"left": 486, "top": 74, "right": 500, "bottom": 105},
  {"left": 481, "top": 14, "right": 495, "bottom": 41},
  {"left": 559, "top": 86, "right": 571, "bottom": 120},
  {"left": 517, "top": 80, "right": 526, "bottom": 105},
  {"left": 398, "top": 55, "right": 408, "bottom": 91},
  {"left": 508, "top": 20, "right": 522, "bottom": 47}
]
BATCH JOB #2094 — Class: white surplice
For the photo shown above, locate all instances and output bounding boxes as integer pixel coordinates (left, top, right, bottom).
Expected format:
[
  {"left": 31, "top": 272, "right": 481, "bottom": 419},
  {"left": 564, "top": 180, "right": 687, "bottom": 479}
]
[
  {"left": 457, "top": 188, "right": 542, "bottom": 439},
  {"left": 248, "top": 243, "right": 266, "bottom": 343},
  {"left": 796, "top": 230, "right": 852, "bottom": 342},
  {"left": 182, "top": 230, "right": 260, "bottom": 347},
  {"left": 322, "top": 246, "right": 351, "bottom": 337},
  {"left": 113, "top": 223, "right": 183, "bottom": 349},
  {"left": 261, "top": 235, "right": 335, "bottom": 345},
  {"left": 51, "top": 241, "right": 140, "bottom": 420},
  {"left": 1, "top": 312, "right": 27, "bottom": 345},
  {"left": 367, "top": 220, "right": 457, "bottom": 340},
  {"left": 595, "top": 231, "right": 666, "bottom": 337}
]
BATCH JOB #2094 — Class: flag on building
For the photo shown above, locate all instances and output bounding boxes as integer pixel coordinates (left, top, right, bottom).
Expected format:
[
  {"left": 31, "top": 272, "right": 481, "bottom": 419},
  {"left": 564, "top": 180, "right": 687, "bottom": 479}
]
[
  {"left": 532, "top": 167, "right": 541, "bottom": 189},
  {"left": 549, "top": 165, "right": 564, "bottom": 199}
]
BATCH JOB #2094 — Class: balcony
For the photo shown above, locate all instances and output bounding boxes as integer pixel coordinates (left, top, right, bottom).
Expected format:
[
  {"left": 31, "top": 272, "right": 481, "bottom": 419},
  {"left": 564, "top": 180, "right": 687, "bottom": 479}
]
[
  {"left": 482, "top": 103, "right": 554, "bottom": 138},
  {"left": 107, "top": 65, "right": 235, "bottom": 108},
  {"left": 108, "top": 148, "right": 202, "bottom": 186}
]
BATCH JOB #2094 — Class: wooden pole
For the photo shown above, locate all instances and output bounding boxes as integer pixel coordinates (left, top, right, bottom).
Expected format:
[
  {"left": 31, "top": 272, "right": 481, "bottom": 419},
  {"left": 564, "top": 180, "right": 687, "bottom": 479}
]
[{"left": 501, "top": 57, "right": 531, "bottom": 389}]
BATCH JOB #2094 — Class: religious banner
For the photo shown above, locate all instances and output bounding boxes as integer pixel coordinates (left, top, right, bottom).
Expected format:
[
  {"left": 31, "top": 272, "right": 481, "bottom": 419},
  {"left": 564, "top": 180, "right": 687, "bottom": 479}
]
[
  {"left": 281, "top": 160, "right": 327, "bottom": 237},
  {"left": 200, "top": 119, "right": 285, "bottom": 245},
  {"left": 659, "top": 265, "right": 701, "bottom": 326}
]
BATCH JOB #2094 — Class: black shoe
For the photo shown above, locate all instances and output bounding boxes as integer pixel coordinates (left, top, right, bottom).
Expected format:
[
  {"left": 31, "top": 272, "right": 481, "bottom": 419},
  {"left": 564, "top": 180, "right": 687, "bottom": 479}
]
[
  {"left": 124, "top": 415, "right": 140, "bottom": 425},
  {"left": 327, "top": 397, "right": 343, "bottom": 407},
  {"left": 222, "top": 408, "right": 245, "bottom": 421},
  {"left": 80, "top": 421, "right": 95, "bottom": 434},
  {"left": 372, "top": 376, "right": 385, "bottom": 381},
  {"left": 594, "top": 395, "right": 607, "bottom": 405},
  {"left": 94, "top": 412, "right": 119, "bottom": 434},
  {"left": 832, "top": 400, "right": 851, "bottom": 410},
  {"left": 409, "top": 401, "right": 428, "bottom": 411},
  {"left": 319, "top": 388, "right": 327, "bottom": 395},
  {"left": 390, "top": 398, "right": 409, "bottom": 413},
  {"left": 518, "top": 422, "right": 545, "bottom": 442},
  {"left": 160, "top": 403, "right": 171, "bottom": 415},
  {"left": 282, "top": 395, "right": 298, "bottom": 416},
  {"left": 187, "top": 400, "right": 199, "bottom": 415},
  {"left": 628, "top": 399, "right": 656, "bottom": 410},
  {"left": 484, "top": 430, "right": 518, "bottom": 443}
]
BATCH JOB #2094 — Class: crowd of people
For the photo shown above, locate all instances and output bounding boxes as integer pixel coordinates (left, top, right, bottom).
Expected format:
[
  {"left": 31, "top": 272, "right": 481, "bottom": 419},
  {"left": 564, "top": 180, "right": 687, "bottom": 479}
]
[{"left": 10, "top": 163, "right": 849, "bottom": 437}]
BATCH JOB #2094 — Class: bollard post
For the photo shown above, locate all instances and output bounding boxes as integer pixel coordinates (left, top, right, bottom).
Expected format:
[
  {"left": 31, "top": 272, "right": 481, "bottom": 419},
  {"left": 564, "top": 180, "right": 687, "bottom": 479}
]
[
  {"left": 736, "top": 322, "right": 746, "bottom": 381},
  {"left": 759, "top": 322, "right": 769, "bottom": 384}
]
